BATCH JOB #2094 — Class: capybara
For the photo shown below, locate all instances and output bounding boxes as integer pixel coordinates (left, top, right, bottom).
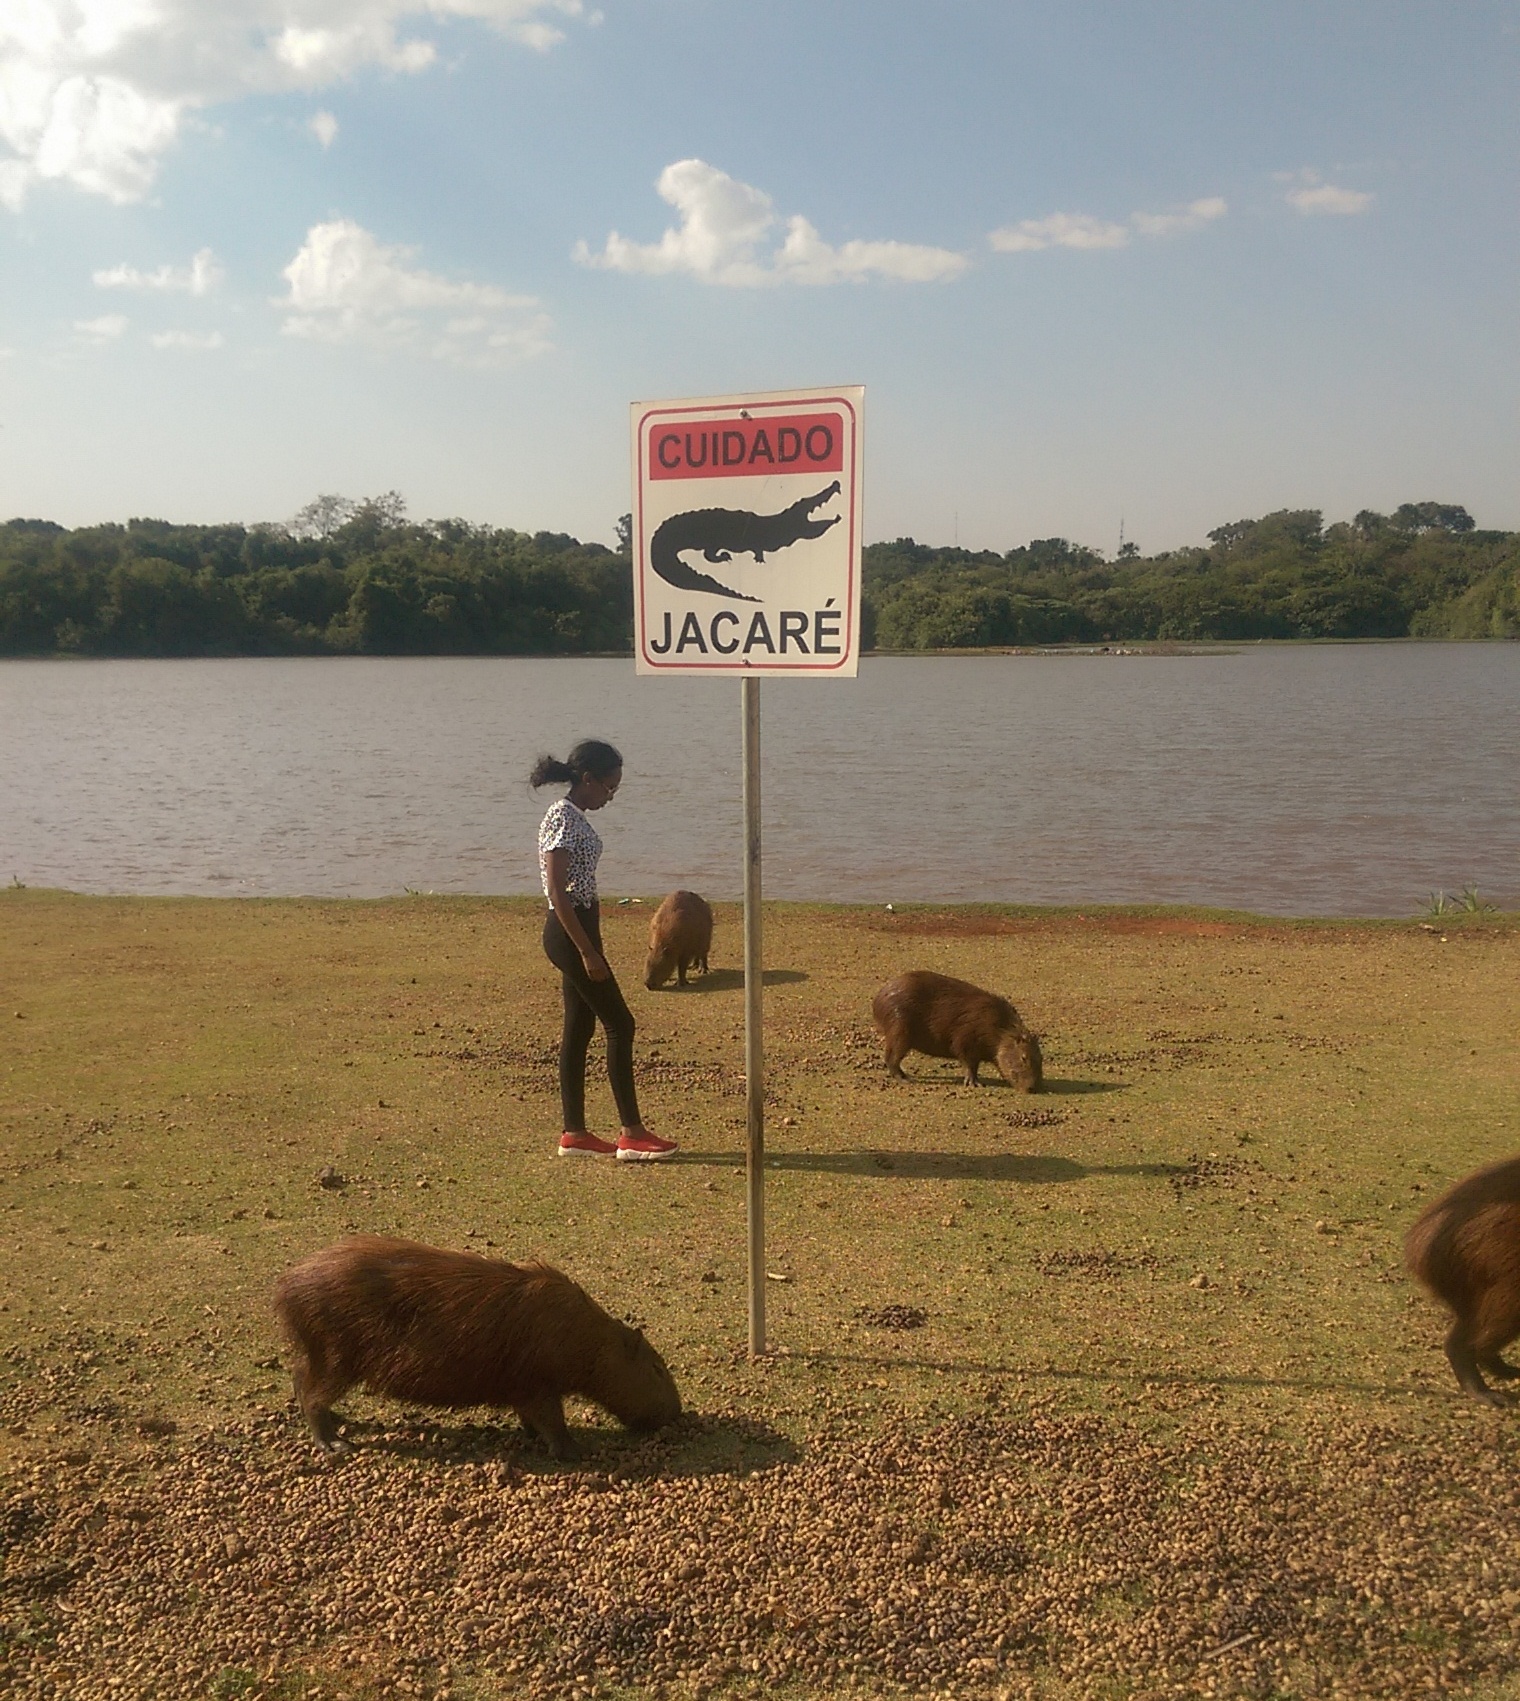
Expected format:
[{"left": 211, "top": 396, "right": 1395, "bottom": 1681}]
[
  {"left": 1405, "top": 1156, "right": 1520, "bottom": 1407},
  {"left": 643, "top": 889, "right": 714, "bottom": 989},
  {"left": 273, "top": 1235, "right": 682, "bottom": 1457},
  {"left": 871, "top": 969, "right": 1043, "bottom": 1092}
]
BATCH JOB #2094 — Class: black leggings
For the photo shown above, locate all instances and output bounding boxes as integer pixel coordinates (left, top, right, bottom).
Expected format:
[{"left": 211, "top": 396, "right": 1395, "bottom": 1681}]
[{"left": 542, "top": 902, "right": 642, "bottom": 1131}]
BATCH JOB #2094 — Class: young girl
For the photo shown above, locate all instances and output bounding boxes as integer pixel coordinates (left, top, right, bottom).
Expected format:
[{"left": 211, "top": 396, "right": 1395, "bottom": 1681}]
[{"left": 531, "top": 740, "right": 678, "bottom": 1161}]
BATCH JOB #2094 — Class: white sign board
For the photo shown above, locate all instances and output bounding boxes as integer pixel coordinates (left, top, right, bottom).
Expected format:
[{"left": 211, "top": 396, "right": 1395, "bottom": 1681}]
[{"left": 631, "top": 387, "right": 864, "bottom": 677}]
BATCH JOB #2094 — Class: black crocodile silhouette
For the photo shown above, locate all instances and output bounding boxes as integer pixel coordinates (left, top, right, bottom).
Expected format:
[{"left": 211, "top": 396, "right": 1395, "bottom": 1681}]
[{"left": 649, "top": 481, "right": 842, "bottom": 600}]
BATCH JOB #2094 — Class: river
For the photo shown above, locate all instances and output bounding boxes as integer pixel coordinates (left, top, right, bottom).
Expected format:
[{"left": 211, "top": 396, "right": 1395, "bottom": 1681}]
[{"left": 2, "top": 645, "right": 1515, "bottom": 916}]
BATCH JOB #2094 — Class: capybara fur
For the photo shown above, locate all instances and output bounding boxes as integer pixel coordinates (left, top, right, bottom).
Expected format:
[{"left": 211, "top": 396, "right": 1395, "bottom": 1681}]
[
  {"left": 872, "top": 970, "right": 1043, "bottom": 1092},
  {"left": 273, "top": 1235, "right": 682, "bottom": 1457},
  {"left": 644, "top": 889, "right": 714, "bottom": 990},
  {"left": 1405, "top": 1156, "right": 1520, "bottom": 1407}
]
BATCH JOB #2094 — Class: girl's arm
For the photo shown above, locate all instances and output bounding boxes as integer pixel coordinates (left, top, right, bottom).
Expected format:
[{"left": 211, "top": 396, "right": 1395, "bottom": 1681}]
[{"left": 544, "top": 848, "right": 611, "bottom": 981}]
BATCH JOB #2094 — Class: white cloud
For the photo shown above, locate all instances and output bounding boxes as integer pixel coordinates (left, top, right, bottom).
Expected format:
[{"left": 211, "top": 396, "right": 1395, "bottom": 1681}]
[
  {"left": 278, "top": 217, "right": 551, "bottom": 364},
  {"left": 149, "top": 328, "right": 224, "bottom": 349},
  {"left": 575, "top": 159, "right": 969, "bottom": 287},
  {"left": 309, "top": 108, "right": 338, "bottom": 147},
  {"left": 270, "top": 22, "right": 433, "bottom": 80},
  {"left": 1285, "top": 182, "right": 1373, "bottom": 216},
  {"left": 0, "top": 1, "right": 584, "bottom": 208},
  {"left": 991, "top": 196, "right": 1228, "bottom": 253},
  {"left": 1129, "top": 196, "right": 1228, "bottom": 238},
  {"left": 73, "top": 312, "right": 128, "bottom": 341},
  {"left": 990, "top": 212, "right": 1130, "bottom": 253},
  {"left": 93, "top": 246, "right": 223, "bottom": 294},
  {"left": 9, "top": 69, "right": 182, "bottom": 205},
  {"left": 773, "top": 217, "right": 968, "bottom": 285}
]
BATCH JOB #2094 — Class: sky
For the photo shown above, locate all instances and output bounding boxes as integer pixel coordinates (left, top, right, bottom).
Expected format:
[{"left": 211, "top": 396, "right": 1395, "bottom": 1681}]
[{"left": 2, "top": 0, "right": 1518, "bottom": 555}]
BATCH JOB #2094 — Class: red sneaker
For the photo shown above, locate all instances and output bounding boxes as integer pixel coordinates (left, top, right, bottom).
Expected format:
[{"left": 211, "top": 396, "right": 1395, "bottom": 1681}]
[
  {"left": 615, "top": 1129, "right": 679, "bottom": 1162},
  {"left": 558, "top": 1131, "right": 618, "bottom": 1158}
]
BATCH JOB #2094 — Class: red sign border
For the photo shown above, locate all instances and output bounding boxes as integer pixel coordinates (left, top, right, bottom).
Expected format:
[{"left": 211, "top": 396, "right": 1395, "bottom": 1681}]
[{"left": 632, "top": 392, "right": 861, "bottom": 675}]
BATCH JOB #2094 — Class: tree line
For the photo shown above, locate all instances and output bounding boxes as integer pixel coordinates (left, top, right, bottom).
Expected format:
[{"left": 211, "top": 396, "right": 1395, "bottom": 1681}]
[
  {"left": 0, "top": 497, "right": 631, "bottom": 659},
  {"left": 1, "top": 495, "right": 1514, "bottom": 658},
  {"left": 864, "top": 504, "right": 1517, "bottom": 648}
]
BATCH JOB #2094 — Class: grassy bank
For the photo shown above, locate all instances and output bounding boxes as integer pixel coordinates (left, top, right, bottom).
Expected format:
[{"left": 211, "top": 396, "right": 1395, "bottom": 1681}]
[{"left": 3, "top": 891, "right": 1519, "bottom": 1700}]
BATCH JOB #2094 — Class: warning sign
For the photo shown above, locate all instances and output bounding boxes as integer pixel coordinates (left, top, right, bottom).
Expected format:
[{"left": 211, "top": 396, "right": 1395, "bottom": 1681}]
[{"left": 631, "top": 387, "right": 864, "bottom": 676}]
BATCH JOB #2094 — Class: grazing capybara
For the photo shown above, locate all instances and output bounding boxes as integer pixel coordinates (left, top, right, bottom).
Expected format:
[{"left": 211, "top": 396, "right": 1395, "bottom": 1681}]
[
  {"left": 1405, "top": 1156, "right": 1520, "bottom": 1407},
  {"left": 273, "top": 1235, "right": 682, "bottom": 1457},
  {"left": 643, "top": 889, "right": 714, "bottom": 989},
  {"left": 872, "top": 969, "right": 1043, "bottom": 1092}
]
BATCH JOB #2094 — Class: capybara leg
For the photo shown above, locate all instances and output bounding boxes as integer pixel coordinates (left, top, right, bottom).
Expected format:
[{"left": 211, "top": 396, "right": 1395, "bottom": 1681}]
[
  {"left": 1472, "top": 1292, "right": 1520, "bottom": 1368},
  {"left": 699, "top": 952, "right": 709, "bottom": 974},
  {"left": 514, "top": 1394, "right": 578, "bottom": 1460},
  {"left": 882, "top": 1035, "right": 909, "bottom": 1079},
  {"left": 309, "top": 1405, "right": 348, "bottom": 1453},
  {"left": 677, "top": 960, "right": 689, "bottom": 986},
  {"left": 292, "top": 1361, "right": 350, "bottom": 1455},
  {"left": 1446, "top": 1328, "right": 1510, "bottom": 1407},
  {"left": 963, "top": 1060, "right": 981, "bottom": 1086},
  {"left": 1478, "top": 1351, "right": 1520, "bottom": 1382}
]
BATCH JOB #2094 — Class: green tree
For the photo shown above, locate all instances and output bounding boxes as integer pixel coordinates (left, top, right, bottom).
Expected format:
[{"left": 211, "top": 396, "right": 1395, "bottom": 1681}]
[{"left": 1391, "top": 501, "right": 1475, "bottom": 535}]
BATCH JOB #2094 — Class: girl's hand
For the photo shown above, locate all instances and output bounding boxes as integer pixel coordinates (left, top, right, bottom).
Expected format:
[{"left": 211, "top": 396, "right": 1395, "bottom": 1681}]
[{"left": 582, "top": 950, "right": 612, "bottom": 983}]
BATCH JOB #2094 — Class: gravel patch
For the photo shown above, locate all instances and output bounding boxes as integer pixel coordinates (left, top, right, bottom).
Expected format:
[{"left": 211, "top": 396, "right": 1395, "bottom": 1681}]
[
  {"left": 855, "top": 1305, "right": 929, "bottom": 1331},
  {"left": 4, "top": 1405, "right": 1520, "bottom": 1700}
]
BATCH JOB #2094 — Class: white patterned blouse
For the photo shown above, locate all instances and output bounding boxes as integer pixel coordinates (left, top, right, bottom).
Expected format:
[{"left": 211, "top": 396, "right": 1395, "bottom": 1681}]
[{"left": 538, "top": 799, "right": 603, "bottom": 907}]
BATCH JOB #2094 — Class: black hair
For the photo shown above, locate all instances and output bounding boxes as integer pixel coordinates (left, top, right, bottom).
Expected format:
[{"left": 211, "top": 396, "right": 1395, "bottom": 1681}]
[{"left": 529, "top": 739, "right": 624, "bottom": 789}]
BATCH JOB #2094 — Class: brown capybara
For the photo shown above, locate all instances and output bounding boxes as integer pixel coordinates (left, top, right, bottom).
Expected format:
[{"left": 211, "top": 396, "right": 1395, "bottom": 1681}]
[
  {"left": 871, "top": 970, "right": 1043, "bottom": 1092},
  {"left": 1405, "top": 1156, "right": 1520, "bottom": 1407},
  {"left": 273, "top": 1235, "right": 681, "bottom": 1457},
  {"left": 643, "top": 889, "right": 714, "bottom": 989}
]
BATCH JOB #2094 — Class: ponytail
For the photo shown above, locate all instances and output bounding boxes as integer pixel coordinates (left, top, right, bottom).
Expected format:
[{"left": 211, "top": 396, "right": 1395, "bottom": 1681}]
[
  {"left": 530, "top": 738, "right": 623, "bottom": 789},
  {"left": 529, "top": 754, "right": 577, "bottom": 788}
]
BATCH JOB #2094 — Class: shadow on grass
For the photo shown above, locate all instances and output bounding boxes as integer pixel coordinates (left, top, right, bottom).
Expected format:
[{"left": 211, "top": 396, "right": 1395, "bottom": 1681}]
[
  {"left": 879, "top": 1072, "right": 1125, "bottom": 1094},
  {"left": 324, "top": 1411, "right": 798, "bottom": 1478},
  {"left": 662, "top": 967, "right": 808, "bottom": 992},
  {"left": 672, "top": 1149, "right": 1183, "bottom": 1184},
  {"left": 789, "top": 1347, "right": 1443, "bottom": 1402}
]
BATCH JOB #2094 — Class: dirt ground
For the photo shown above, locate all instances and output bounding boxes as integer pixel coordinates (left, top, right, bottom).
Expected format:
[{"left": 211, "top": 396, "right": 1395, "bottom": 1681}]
[{"left": 2, "top": 891, "right": 1519, "bottom": 1701}]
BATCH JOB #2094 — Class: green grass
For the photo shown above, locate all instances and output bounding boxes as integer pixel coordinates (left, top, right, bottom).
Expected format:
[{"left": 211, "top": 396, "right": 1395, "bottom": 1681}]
[
  {"left": 1425, "top": 883, "right": 1497, "bottom": 918},
  {"left": 2, "top": 889, "right": 1518, "bottom": 1441}
]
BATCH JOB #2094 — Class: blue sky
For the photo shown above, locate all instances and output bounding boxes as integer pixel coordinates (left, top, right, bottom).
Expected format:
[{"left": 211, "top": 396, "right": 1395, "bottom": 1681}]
[{"left": 2, "top": 1, "right": 1517, "bottom": 553}]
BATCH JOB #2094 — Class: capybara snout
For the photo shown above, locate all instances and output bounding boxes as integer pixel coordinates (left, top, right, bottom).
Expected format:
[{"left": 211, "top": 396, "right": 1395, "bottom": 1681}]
[
  {"left": 611, "top": 1324, "right": 683, "bottom": 1431},
  {"left": 872, "top": 969, "right": 1044, "bottom": 1092},
  {"left": 996, "top": 1028, "right": 1043, "bottom": 1094},
  {"left": 273, "top": 1236, "right": 681, "bottom": 1458},
  {"left": 644, "top": 890, "right": 714, "bottom": 990},
  {"left": 1405, "top": 1156, "right": 1520, "bottom": 1407}
]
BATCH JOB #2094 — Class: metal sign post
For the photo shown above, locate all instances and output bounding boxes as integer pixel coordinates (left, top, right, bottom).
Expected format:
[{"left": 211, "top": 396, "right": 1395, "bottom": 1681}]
[
  {"left": 742, "top": 676, "right": 764, "bottom": 1355},
  {"left": 630, "top": 386, "right": 863, "bottom": 1361}
]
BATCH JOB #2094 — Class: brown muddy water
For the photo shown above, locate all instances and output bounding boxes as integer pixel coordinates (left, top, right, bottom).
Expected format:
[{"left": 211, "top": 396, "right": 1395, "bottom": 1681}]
[{"left": 1, "top": 645, "right": 1515, "bottom": 915}]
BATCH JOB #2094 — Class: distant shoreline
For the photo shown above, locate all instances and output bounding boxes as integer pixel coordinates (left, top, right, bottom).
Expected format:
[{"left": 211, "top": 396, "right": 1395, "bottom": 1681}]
[{"left": 7, "top": 636, "right": 1519, "bottom": 663}]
